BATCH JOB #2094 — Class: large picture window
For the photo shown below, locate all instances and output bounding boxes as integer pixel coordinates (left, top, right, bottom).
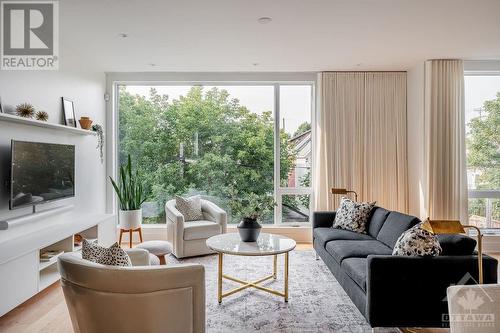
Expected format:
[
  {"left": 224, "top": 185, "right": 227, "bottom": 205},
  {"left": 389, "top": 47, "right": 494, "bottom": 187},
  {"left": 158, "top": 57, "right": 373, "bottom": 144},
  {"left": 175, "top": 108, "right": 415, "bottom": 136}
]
[
  {"left": 464, "top": 75, "right": 500, "bottom": 229},
  {"left": 117, "top": 83, "right": 313, "bottom": 225}
]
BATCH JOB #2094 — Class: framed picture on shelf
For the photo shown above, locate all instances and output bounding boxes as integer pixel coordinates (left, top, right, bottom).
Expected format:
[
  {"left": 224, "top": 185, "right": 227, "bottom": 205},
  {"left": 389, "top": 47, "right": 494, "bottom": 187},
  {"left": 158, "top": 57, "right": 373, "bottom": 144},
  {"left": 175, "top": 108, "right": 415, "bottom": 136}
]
[{"left": 62, "top": 97, "right": 76, "bottom": 127}]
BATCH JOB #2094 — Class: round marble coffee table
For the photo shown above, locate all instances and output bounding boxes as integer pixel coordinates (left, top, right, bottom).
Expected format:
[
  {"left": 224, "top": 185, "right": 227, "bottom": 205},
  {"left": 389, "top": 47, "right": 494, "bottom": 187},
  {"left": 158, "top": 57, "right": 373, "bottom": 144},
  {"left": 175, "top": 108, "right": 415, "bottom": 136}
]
[{"left": 206, "top": 233, "right": 296, "bottom": 303}]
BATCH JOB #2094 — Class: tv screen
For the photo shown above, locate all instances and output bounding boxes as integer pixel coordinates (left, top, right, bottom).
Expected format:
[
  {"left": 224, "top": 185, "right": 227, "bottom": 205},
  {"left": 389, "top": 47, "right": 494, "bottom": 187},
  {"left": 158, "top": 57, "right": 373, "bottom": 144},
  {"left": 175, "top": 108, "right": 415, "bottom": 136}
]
[{"left": 10, "top": 141, "right": 75, "bottom": 209}]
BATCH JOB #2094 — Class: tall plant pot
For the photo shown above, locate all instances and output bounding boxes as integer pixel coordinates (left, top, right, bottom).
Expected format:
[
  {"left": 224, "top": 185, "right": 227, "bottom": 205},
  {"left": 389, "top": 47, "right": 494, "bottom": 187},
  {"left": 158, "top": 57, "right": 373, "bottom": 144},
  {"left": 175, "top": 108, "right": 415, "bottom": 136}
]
[
  {"left": 237, "top": 217, "right": 262, "bottom": 242},
  {"left": 119, "top": 209, "right": 142, "bottom": 230}
]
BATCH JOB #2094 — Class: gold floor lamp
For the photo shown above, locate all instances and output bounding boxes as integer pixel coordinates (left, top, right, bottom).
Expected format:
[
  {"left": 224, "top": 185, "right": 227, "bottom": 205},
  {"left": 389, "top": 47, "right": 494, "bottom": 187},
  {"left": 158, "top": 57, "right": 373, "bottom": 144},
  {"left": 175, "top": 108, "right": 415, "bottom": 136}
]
[
  {"left": 421, "top": 219, "right": 484, "bottom": 284},
  {"left": 330, "top": 188, "right": 358, "bottom": 208}
]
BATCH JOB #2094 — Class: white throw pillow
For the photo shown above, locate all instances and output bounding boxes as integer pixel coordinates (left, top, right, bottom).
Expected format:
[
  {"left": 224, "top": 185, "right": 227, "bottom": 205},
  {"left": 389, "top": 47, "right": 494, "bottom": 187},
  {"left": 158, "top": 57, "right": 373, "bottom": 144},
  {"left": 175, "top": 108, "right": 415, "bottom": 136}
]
[
  {"left": 332, "top": 197, "right": 375, "bottom": 234},
  {"left": 175, "top": 195, "right": 204, "bottom": 221},
  {"left": 392, "top": 224, "right": 442, "bottom": 257}
]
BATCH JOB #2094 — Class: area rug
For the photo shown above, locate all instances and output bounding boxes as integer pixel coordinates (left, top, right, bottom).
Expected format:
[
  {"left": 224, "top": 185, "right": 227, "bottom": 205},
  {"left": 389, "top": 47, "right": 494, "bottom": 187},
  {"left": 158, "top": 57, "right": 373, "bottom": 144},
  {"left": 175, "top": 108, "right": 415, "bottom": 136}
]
[{"left": 170, "top": 249, "right": 391, "bottom": 333}]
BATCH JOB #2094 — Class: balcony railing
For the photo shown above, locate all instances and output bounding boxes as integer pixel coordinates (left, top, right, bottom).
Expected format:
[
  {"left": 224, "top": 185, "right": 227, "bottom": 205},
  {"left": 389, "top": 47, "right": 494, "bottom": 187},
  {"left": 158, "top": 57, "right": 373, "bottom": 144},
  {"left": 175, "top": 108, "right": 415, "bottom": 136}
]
[{"left": 468, "top": 190, "right": 500, "bottom": 229}]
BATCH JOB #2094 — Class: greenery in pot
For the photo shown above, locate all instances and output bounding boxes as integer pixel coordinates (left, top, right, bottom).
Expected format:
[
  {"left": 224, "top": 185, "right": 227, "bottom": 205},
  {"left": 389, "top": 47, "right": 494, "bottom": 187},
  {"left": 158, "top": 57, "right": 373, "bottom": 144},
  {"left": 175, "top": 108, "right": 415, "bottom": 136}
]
[
  {"left": 110, "top": 154, "right": 146, "bottom": 211},
  {"left": 229, "top": 192, "right": 275, "bottom": 221},
  {"left": 91, "top": 124, "right": 104, "bottom": 163}
]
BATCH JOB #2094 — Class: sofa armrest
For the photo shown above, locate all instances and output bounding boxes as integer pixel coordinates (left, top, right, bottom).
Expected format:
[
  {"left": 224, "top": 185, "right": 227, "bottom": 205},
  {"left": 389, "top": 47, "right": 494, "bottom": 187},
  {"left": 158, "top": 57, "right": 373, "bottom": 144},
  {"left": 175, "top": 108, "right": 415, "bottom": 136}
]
[
  {"left": 366, "top": 254, "right": 498, "bottom": 327},
  {"left": 312, "top": 211, "right": 336, "bottom": 229}
]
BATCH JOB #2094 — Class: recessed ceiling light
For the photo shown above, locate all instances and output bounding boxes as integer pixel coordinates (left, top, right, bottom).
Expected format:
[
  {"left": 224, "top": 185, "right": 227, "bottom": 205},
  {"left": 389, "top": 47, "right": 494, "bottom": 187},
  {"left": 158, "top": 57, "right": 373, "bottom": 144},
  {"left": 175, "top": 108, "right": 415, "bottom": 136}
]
[
  {"left": 257, "top": 17, "right": 272, "bottom": 24},
  {"left": 118, "top": 33, "right": 128, "bottom": 38}
]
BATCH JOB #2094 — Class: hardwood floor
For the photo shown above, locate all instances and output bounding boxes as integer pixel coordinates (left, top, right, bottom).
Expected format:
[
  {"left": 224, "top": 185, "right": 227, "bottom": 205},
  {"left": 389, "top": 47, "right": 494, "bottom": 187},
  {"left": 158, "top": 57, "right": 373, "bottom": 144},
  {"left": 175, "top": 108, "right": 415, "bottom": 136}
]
[
  {"left": 0, "top": 243, "right": 493, "bottom": 333},
  {"left": 0, "top": 281, "right": 71, "bottom": 333}
]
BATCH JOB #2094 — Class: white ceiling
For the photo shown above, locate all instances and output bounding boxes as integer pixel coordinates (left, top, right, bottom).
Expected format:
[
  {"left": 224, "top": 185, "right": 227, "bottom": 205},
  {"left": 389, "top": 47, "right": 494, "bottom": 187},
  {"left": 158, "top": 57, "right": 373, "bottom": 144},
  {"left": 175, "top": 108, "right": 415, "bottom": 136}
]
[{"left": 59, "top": 0, "right": 500, "bottom": 72}]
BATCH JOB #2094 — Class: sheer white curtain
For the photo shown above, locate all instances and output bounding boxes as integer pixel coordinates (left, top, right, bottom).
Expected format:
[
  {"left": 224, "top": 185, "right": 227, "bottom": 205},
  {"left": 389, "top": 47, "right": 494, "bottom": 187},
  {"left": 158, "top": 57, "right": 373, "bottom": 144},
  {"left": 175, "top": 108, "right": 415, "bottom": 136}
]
[
  {"left": 314, "top": 72, "right": 408, "bottom": 211},
  {"left": 424, "top": 60, "right": 468, "bottom": 222}
]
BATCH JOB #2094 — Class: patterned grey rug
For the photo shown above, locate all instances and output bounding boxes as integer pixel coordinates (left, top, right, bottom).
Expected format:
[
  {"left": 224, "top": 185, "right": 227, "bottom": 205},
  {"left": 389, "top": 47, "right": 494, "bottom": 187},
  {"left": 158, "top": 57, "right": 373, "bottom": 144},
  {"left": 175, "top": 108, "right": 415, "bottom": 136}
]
[{"left": 170, "top": 250, "right": 393, "bottom": 333}]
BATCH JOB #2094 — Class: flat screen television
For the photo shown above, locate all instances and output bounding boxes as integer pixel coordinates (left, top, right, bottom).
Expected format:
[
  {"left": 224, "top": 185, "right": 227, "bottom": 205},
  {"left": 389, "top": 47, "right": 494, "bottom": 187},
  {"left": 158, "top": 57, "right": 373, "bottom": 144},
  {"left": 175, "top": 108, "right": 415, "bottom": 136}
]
[{"left": 10, "top": 140, "right": 75, "bottom": 210}]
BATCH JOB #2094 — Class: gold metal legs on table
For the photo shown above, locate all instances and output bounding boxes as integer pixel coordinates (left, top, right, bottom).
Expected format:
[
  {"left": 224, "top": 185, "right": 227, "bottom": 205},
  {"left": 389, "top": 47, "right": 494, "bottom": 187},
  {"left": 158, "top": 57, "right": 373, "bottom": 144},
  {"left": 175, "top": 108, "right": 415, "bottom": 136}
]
[
  {"left": 217, "top": 253, "right": 290, "bottom": 303},
  {"left": 218, "top": 252, "right": 223, "bottom": 303},
  {"left": 273, "top": 254, "right": 277, "bottom": 279},
  {"left": 284, "top": 252, "right": 289, "bottom": 301}
]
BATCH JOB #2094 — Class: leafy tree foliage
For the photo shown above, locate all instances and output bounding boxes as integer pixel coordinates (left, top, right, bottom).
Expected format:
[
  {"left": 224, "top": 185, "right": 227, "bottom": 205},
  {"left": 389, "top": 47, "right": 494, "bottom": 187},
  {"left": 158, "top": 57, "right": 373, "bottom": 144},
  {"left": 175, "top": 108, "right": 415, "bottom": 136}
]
[
  {"left": 467, "top": 92, "right": 500, "bottom": 220},
  {"left": 119, "top": 86, "right": 295, "bottom": 223},
  {"left": 293, "top": 122, "right": 311, "bottom": 137}
]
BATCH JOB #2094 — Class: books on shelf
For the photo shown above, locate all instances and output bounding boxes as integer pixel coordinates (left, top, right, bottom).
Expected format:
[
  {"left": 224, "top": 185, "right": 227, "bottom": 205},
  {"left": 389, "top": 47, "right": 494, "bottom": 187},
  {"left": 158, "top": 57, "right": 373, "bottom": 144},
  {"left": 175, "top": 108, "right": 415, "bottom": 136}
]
[{"left": 40, "top": 250, "right": 64, "bottom": 262}]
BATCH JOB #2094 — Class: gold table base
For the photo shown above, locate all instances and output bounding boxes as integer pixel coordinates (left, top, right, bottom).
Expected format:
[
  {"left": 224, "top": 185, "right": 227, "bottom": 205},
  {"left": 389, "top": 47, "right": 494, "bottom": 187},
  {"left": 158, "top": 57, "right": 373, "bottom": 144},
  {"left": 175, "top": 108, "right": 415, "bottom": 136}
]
[{"left": 217, "top": 252, "right": 289, "bottom": 303}]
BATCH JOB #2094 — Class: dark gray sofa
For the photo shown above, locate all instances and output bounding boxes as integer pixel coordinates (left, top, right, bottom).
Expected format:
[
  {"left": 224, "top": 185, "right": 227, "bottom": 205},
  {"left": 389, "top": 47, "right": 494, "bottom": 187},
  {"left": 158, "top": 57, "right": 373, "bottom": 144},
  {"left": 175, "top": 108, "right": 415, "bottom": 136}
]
[{"left": 313, "top": 207, "right": 498, "bottom": 328}]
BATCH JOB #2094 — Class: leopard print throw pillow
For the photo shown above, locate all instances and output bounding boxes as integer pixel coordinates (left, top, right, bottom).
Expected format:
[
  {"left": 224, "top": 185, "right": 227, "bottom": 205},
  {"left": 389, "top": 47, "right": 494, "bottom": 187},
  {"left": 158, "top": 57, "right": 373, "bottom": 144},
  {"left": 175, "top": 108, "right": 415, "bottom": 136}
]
[
  {"left": 392, "top": 223, "right": 442, "bottom": 257},
  {"left": 332, "top": 197, "right": 375, "bottom": 234},
  {"left": 82, "top": 239, "right": 132, "bottom": 267},
  {"left": 82, "top": 239, "right": 103, "bottom": 262},
  {"left": 175, "top": 195, "right": 204, "bottom": 221}
]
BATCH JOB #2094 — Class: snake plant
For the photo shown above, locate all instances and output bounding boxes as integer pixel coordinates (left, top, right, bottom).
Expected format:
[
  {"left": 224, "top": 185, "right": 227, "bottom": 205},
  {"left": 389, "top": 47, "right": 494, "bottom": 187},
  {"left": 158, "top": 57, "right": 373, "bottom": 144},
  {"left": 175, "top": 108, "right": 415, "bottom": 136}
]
[{"left": 109, "top": 155, "right": 146, "bottom": 210}]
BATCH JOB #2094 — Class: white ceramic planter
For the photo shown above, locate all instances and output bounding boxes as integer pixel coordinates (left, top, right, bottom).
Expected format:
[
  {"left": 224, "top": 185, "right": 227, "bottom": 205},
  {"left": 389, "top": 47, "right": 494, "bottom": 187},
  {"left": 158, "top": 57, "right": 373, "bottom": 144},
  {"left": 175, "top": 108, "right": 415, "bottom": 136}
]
[{"left": 119, "top": 209, "right": 142, "bottom": 230}]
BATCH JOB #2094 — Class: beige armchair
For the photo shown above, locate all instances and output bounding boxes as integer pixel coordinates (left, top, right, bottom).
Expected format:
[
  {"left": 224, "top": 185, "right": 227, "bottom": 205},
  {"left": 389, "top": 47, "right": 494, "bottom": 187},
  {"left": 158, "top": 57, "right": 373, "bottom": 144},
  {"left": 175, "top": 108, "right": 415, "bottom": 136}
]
[
  {"left": 166, "top": 198, "right": 227, "bottom": 258},
  {"left": 58, "top": 248, "right": 205, "bottom": 333}
]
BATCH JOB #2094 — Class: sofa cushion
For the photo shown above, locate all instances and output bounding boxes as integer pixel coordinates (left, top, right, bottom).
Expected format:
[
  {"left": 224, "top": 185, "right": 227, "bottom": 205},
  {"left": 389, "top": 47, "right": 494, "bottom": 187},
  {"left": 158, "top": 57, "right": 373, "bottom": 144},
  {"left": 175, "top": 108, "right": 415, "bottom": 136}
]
[
  {"left": 437, "top": 234, "right": 477, "bottom": 256},
  {"left": 392, "top": 224, "right": 442, "bottom": 257},
  {"left": 325, "top": 240, "right": 392, "bottom": 264},
  {"left": 376, "top": 212, "right": 420, "bottom": 248},
  {"left": 367, "top": 207, "right": 390, "bottom": 238},
  {"left": 333, "top": 197, "right": 376, "bottom": 234},
  {"left": 342, "top": 258, "right": 367, "bottom": 291},
  {"left": 314, "top": 228, "right": 374, "bottom": 248},
  {"left": 183, "top": 220, "right": 221, "bottom": 240}
]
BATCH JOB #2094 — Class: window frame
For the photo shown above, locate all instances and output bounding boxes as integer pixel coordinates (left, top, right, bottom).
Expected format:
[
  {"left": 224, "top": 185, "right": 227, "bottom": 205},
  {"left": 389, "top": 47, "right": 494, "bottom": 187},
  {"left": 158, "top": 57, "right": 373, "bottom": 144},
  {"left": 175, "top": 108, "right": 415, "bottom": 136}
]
[
  {"left": 463, "top": 70, "right": 500, "bottom": 230},
  {"left": 107, "top": 75, "right": 316, "bottom": 226}
]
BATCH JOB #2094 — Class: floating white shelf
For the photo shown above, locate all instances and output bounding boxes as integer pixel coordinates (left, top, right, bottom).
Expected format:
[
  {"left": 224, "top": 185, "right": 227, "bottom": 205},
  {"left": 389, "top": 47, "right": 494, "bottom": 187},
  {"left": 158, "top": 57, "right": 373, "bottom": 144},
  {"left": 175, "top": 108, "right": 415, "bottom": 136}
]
[{"left": 0, "top": 113, "right": 96, "bottom": 135}]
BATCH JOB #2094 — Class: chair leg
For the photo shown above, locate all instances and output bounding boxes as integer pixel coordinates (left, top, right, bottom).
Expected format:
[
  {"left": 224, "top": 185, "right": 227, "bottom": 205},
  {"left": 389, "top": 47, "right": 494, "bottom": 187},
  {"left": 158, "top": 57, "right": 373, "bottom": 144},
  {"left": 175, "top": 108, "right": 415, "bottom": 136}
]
[
  {"left": 119, "top": 229, "right": 123, "bottom": 246},
  {"left": 129, "top": 229, "right": 133, "bottom": 248},
  {"left": 138, "top": 227, "right": 143, "bottom": 243}
]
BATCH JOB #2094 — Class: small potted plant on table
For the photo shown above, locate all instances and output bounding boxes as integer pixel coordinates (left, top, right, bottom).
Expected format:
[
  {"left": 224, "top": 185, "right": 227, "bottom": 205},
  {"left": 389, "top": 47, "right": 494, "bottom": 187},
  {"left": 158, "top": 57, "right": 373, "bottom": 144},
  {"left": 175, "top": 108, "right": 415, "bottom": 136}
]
[{"left": 231, "top": 193, "right": 275, "bottom": 242}]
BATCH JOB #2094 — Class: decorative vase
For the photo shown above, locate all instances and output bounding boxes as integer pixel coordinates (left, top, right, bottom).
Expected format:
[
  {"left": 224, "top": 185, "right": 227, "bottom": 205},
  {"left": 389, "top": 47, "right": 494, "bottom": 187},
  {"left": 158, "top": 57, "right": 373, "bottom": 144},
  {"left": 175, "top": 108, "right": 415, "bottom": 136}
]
[
  {"left": 79, "top": 117, "right": 93, "bottom": 130},
  {"left": 119, "top": 209, "right": 142, "bottom": 230},
  {"left": 237, "top": 217, "right": 262, "bottom": 242}
]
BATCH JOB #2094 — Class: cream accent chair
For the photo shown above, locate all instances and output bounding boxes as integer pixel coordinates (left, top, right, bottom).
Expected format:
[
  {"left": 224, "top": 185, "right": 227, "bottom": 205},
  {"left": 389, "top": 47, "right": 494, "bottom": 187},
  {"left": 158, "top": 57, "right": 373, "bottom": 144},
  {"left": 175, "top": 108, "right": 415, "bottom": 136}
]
[
  {"left": 166, "top": 198, "right": 227, "bottom": 258},
  {"left": 58, "top": 248, "right": 205, "bottom": 333},
  {"left": 447, "top": 284, "right": 500, "bottom": 333}
]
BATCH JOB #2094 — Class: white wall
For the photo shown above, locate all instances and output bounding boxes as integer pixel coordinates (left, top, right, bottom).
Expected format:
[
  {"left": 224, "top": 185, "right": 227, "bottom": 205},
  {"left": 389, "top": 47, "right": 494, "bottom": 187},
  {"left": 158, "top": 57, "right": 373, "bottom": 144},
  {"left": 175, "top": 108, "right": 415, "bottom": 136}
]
[
  {"left": 0, "top": 71, "right": 106, "bottom": 220},
  {"left": 407, "top": 62, "right": 426, "bottom": 219}
]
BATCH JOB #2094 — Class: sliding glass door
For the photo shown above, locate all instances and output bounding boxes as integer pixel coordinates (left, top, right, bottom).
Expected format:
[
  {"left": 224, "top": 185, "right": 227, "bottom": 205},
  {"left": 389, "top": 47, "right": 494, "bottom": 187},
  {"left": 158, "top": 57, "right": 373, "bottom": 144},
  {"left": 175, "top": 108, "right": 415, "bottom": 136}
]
[{"left": 117, "top": 83, "right": 313, "bottom": 225}]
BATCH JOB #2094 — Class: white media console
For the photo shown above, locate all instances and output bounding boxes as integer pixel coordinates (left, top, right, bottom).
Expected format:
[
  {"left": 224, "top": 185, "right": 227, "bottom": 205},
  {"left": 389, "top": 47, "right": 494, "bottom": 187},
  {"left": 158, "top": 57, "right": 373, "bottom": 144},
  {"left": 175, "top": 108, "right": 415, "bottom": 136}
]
[{"left": 0, "top": 208, "right": 116, "bottom": 316}]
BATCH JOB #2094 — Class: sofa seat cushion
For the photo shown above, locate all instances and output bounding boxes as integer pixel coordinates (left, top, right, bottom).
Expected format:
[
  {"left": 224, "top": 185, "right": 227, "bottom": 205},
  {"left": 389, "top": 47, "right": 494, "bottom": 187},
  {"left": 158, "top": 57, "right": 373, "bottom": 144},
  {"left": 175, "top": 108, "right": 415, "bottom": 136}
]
[
  {"left": 342, "top": 258, "right": 367, "bottom": 291},
  {"left": 437, "top": 234, "right": 477, "bottom": 255},
  {"left": 325, "top": 240, "right": 392, "bottom": 264},
  {"left": 314, "top": 228, "right": 374, "bottom": 249},
  {"left": 183, "top": 220, "right": 221, "bottom": 240},
  {"left": 376, "top": 211, "right": 420, "bottom": 248}
]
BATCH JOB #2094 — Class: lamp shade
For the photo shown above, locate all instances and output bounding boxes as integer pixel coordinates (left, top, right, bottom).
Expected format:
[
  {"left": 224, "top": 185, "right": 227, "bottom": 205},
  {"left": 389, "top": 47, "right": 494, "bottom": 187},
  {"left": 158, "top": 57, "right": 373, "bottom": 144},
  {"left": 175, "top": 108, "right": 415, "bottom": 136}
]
[
  {"left": 331, "top": 188, "right": 348, "bottom": 195},
  {"left": 421, "top": 219, "right": 466, "bottom": 234}
]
